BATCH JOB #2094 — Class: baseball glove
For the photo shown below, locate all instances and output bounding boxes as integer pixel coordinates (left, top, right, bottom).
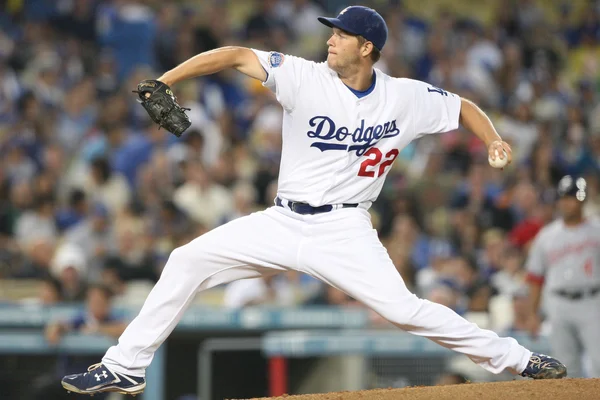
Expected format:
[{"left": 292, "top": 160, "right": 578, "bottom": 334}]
[{"left": 133, "top": 79, "right": 191, "bottom": 137}]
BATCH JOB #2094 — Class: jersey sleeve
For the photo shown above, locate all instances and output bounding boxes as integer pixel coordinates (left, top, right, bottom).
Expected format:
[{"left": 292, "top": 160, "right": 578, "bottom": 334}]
[
  {"left": 409, "top": 80, "right": 461, "bottom": 138},
  {"left": 525, "top": 231, "right": 547, "bottom": 284},
  {"left": 251, "top": 49, "right": 308, "bottom": 112}
]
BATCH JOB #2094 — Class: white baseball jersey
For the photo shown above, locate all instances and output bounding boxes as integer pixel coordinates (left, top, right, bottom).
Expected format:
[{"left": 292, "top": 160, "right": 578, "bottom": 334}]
[
  {"left": 526, "top": 217, "right": 600, "bottom": 291},
  {"left": 252, "top": 50, "right": 461, "bottom": 207}
]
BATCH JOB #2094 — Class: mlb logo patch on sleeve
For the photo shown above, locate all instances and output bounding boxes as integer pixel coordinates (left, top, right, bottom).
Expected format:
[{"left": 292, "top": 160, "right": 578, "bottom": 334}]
[{"left": 269, "top": 52, "right": 284, "bottom": 68}]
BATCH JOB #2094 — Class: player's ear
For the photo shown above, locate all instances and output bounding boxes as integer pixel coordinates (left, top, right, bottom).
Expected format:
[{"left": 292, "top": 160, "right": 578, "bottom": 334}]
[{"left": 361, "top": 41, "right": 374, "bottom": 58}]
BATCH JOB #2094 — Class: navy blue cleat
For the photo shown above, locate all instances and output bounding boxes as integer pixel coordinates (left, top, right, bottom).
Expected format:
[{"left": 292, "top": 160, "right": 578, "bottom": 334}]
[
  {"left": 61, "top": 363, "right": 146, "bottom": 396},
  {"left": 521, "top": 353, "right": 567, "bottom": 379}
]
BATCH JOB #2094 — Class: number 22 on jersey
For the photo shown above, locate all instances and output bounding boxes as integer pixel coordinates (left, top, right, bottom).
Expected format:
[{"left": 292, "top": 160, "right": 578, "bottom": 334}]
[{"left": 358, "top": 148, "right": 399, "bottom": 178}]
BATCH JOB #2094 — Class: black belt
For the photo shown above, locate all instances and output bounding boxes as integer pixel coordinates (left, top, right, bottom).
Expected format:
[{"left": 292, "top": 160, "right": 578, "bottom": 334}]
[
  {"left": 275, "top": 197, "right": 358, "bottom": 215},
  {"left": 555, "top": 287, "right": 600, "bottom": 300}
]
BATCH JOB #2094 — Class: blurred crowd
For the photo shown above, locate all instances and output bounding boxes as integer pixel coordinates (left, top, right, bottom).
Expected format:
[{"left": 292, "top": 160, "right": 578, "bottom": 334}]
[{"left": 0, "top": 0, "right": 599, "bottom": 334}]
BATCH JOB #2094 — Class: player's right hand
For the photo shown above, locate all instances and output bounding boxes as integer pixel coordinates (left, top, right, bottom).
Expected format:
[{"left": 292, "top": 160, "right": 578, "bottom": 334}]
[{"left": 488, "top": 140, "right": 512, "bottom": 165}]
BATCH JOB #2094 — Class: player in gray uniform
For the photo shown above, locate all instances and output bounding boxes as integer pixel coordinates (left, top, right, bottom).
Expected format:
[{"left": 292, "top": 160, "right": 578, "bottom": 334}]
[{"left": 526, "top": 175, "right": 600, "bottom": 377}]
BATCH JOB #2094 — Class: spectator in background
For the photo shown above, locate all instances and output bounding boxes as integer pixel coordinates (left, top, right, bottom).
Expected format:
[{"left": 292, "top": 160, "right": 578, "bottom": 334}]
[
  {"left": 41, "top": 144, "right": 70, "bottom": 199},
  {"left": 100, "top": 266, "right": 128, "bottom": 306},
  {"left": 136, "top": 150, "right": 178, "bottom": 211},
  {"left": 96, "top": 0, "right": 157, "bottom": 81},
  {"left": 466, "top": 279, "right": 497, "bottom": 314},
  {"left": 103, "top": 226, "right": 157, "bottom": 283},
  {"left": 277, "top": 0, "right": 327, "bottom": 58},
  {"left": 14, "top": 195, "right": 57, "bottom": 248},
  {"left": 477, "top": 228, "right": 506, "bottom": 280},
  {"left": 173, "top": 160, "right": 233, "bottom": 229},
  {"left": 566, "top": 29, "right": 600, "bottom": 86},
  {"left": 0, "top": 53, "right": 22, "bottom": 123},
  {"left": 555, "top": 107, "right": 595, "bottom": 176},
  {"left": 449, "top": 212, "right": 482, "bottom": 260},
  {"left": 509, "top": 180, "right": 543, "bottom": 223},
  {"left": 58, "top": 283, "right": 127, "bottom": 341},
  {"left": 33, "top": 169, "right": 58, "bottom": 202},
  {"left": 491, "top": 247, "right": 527, "bottom": 297},
  {"left": 528, "top": 138, "right": 564, "bottom": 191},
  {"left": 35, "top": 284, "right": 127, "bottom": 400},
  {"left": 385, "top": 214, "right": 420, "bottom": 268},
  {"left": 446, "top": 256, "right": 494, "bottom": 312},
  {"left": 415, "top": 251, "right": 453, "bottom": 298},
  {"left": 175, "top": 83, "right": 224, "bottom": 168},
  {"left": 11, "top": 236, "right": 55, "bottom": 279},
  {"left": 51, "top": 0, "right": 97, "bottom": 44},
  {"left": 220, "top": 180, "right": 258, "bottom": 224},
  {"left": 11, "top": 91, "right": 43, "bottom": 149},
  {"left": 24, "top": 51, "right": 64, "bottom": 108},
  {"left": 450, "top": 162, "right": 513, "bottom": 231},
  {"left": 37, "top": 276, "right": 63, "bottom": 306},
  {"left": 441, "top": 131, "right": 475, "bottom": 176},
  {"left": 63, "top": 203, "right": 116, "bottom": 280},
  {"left": 500, "top": 287, "right": 532, "bottom": 336},
  {"left": 248, "top": 85, "right": 284, "bottom": 163},
  {"left": 94, "top": 50, "right": 119, "bottom": 99},
  {"left": 84, "top": 157, "right": 131, "bottom": 217},
  {"left": 19, "top": 276, "right": 63, "bottom": 306},
  {"left": 388, "top": 242, "right": 417, "bottom": 293},
  {"left": 495, "top": 101, "right": 538, "bottom": 164},
  {"left": 427, "top": 280, "right": 465, "bottom": 315},
  {"left": 55, "top": 79, "right": 97, "bottom": 153},
  {"left": 80, "top": 121, "right": 151, "bottom": 190},
  {"left": 4, "top": 139, "right": 37, "bottom": 184},
  {"left": 244, "top": 0, "right": 289, "bottom": 48},
  {"left": 55, "top": 188, "right": 89, "bottom": 232},
  {"left": 154, "top": 4, "right": 180, "bottom": 71},
  {"left": 147, "top": 199, "right": 192, "bottom": 254},
  {"left": 50, "top": 242, "right": 87, "bottom": 302},
  {"left": 412, "top": 209, "right": 455, "bottom": 272},
  {"left": 0, "top": 179, "right": 32, "bottom": 242}
]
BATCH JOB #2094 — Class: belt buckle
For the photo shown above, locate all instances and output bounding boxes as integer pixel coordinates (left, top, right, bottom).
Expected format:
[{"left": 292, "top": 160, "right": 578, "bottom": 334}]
[{"left": 290, "top": 202, "right": 300, "bottom": 213}]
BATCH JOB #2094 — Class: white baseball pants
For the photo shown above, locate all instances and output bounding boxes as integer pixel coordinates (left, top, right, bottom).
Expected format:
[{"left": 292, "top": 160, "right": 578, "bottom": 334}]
[{"left": 102, "top": 206, "right": 530, "bottom": 376}]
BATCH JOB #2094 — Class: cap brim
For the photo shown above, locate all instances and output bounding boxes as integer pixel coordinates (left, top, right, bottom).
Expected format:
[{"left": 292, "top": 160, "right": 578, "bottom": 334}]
[{"left": 317, "top": 17, "right": 360, "bottom": 35}]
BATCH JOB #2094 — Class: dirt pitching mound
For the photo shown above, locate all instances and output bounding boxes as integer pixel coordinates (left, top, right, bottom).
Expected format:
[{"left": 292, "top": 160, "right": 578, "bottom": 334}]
[{"left": 249, "top": 378, "right": 600, "bottom": 400}]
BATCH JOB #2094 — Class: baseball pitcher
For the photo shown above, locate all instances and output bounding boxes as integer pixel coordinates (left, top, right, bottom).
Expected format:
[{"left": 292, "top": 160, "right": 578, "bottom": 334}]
[{"left": 61, "top": 6, "right": 566, "bottom": 396}]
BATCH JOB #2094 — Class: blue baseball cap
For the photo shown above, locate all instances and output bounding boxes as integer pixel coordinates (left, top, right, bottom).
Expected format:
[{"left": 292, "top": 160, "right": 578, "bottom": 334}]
[{"left": 318, "top": 6, "right": 388, "bottom": 51}]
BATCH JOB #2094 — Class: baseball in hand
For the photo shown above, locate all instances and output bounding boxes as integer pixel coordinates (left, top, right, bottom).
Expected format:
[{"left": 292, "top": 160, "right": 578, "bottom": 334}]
[{"left": 488, "top": 149, "right": 508, "bottom": 168}]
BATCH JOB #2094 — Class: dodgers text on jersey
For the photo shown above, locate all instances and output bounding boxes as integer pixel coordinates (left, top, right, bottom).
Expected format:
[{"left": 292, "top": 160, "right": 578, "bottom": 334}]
[{"left": 306, "top": 116, "right": 400, "bottom": 156}]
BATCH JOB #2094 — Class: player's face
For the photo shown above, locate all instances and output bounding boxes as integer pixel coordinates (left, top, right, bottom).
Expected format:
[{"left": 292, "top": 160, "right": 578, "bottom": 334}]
[
  {"left": 326, "top": 28, "right": 362, "bottom": 72},
  {"left": 558, "top": 196, "right": 582, "bottom": 220}
]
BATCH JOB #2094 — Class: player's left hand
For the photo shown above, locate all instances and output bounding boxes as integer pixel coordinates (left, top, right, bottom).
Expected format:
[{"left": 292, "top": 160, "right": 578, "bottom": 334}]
[
  {"left": 488, "top": 140, "right": 512, "bottom": 166},
  {"left": 133, "top": 79, "right": 192, "bottom": 137}
]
